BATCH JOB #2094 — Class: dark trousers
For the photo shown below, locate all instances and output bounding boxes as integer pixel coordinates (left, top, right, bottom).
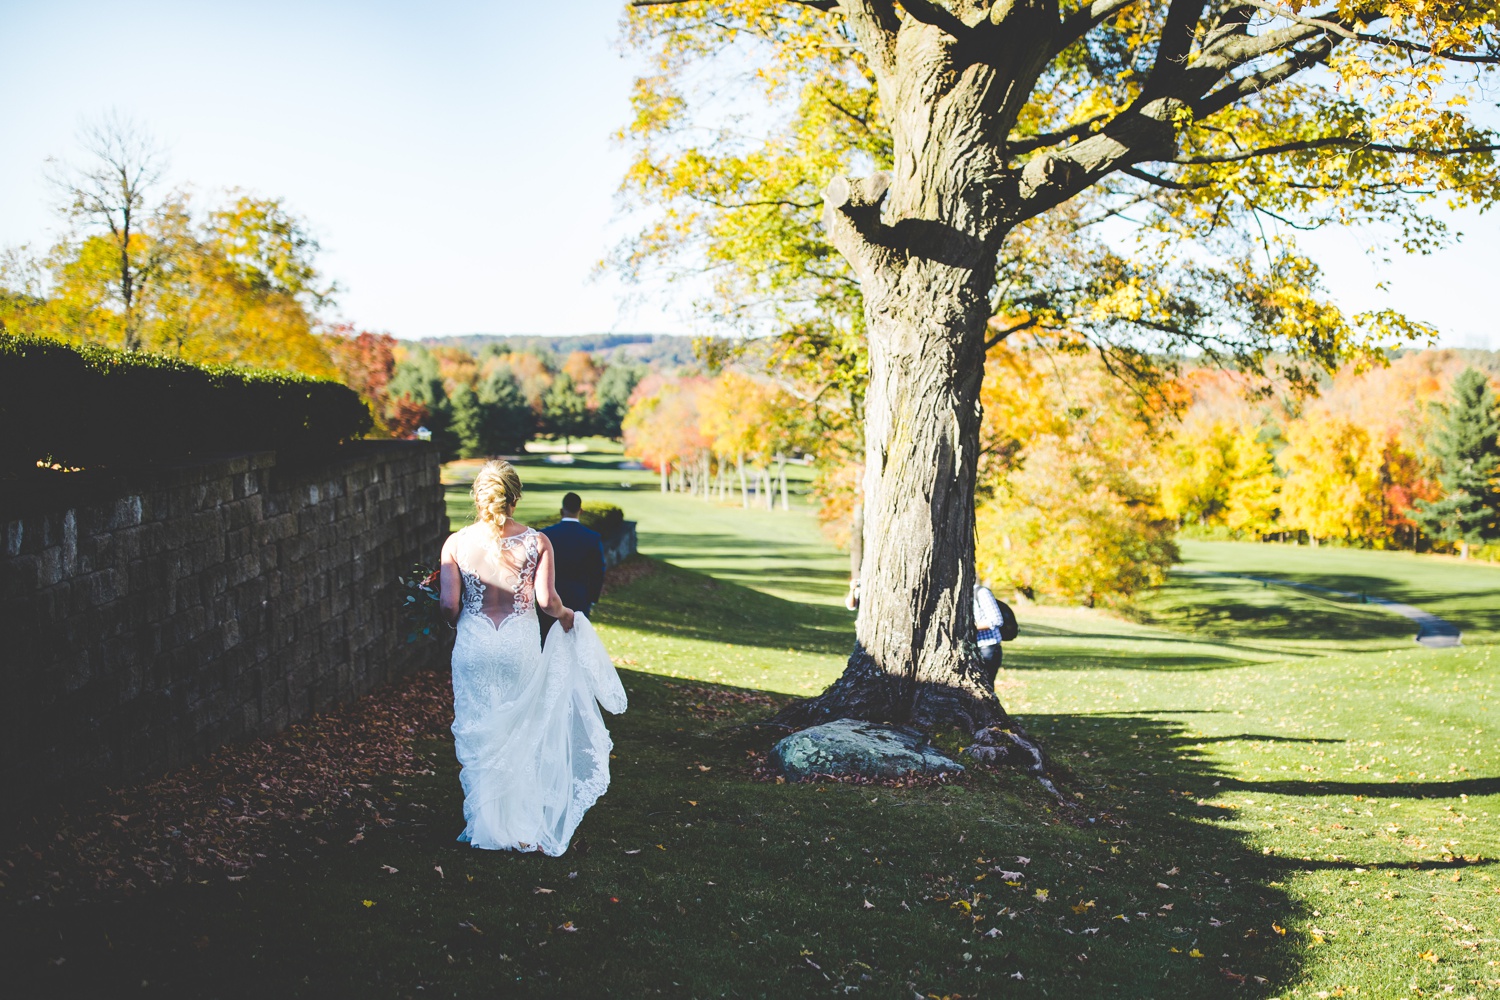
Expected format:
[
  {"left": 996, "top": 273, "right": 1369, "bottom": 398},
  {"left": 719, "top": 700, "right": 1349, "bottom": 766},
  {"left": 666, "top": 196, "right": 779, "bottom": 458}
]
[{"left": 977, "top": 642, "right": 1002, "bottom": 672}]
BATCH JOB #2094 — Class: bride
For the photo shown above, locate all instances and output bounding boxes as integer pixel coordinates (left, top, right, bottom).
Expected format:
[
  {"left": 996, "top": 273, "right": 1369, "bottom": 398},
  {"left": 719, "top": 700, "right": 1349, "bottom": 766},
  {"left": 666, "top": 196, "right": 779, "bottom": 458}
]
[{"left": 438, "top": 460, "right": 627, "bottom": 855}]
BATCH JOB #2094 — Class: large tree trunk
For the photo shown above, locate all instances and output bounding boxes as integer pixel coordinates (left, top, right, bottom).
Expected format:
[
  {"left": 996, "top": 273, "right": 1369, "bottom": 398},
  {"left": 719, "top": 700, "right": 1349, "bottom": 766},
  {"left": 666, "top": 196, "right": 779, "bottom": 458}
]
[
  {"left": 778, "top": 267, "right": 1004, "bottom": 732},
  {"left": 774, "top": 15, "right": 1067, "bottom": 742}
]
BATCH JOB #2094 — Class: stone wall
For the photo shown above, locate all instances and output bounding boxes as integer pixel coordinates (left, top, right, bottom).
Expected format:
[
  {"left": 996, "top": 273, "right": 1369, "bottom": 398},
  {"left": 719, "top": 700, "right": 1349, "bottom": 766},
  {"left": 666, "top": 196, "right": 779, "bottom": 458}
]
[
  {"left": 603, "top": 521, "right": 638, "bottom": 570},
  {"left": 0, "top": 442, "right": 448, "bottom": 809}
]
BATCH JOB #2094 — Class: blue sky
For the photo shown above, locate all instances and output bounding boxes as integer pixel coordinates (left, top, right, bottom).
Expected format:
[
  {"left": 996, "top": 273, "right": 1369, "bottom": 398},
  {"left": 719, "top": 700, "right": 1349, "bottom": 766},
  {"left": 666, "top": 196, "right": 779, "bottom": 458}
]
[{"left": 1, "top": 0, "right": 1495, "bottom": 347}]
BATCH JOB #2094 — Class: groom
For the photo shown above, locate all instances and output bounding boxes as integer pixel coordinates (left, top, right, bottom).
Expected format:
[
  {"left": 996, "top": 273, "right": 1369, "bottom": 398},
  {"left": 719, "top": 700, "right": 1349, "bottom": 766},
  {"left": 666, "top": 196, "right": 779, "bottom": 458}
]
[{"left": 539, "top": 492, "right": 606, "bottom": 644}]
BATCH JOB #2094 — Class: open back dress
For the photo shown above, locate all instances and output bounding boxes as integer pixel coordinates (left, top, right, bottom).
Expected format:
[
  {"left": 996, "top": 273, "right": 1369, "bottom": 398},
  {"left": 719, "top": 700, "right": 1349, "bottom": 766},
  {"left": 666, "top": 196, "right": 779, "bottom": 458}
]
[{"left": 447, "top": 523, "right": 626, "bottom": 855}]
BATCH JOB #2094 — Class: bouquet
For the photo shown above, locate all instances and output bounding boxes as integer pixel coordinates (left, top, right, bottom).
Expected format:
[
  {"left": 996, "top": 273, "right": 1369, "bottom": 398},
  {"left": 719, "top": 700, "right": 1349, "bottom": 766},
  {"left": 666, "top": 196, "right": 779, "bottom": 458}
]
[{"left": 399, "top": 565, "right": 445, "bottom": 643}]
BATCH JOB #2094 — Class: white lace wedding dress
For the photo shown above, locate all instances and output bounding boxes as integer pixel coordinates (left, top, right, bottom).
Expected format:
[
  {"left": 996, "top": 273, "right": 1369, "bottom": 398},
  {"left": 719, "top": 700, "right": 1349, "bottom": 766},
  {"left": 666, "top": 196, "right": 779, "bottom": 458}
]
[{"left": 447, "top": 523, "right": 627, "bottom": 856}]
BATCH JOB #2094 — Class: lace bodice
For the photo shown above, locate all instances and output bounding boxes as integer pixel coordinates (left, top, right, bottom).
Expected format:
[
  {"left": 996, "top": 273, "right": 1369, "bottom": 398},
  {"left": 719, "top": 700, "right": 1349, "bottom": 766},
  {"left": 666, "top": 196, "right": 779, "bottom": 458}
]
[{"left": 452, "top": 524, "right": 540, "bottom": 630}]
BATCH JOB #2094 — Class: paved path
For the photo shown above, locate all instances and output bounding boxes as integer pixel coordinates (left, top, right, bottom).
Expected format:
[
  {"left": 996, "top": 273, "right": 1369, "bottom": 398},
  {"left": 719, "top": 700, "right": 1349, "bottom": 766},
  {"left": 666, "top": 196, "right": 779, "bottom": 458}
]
[{"left": 1186, "top": 572, "right": 1463, "bottom": 647}]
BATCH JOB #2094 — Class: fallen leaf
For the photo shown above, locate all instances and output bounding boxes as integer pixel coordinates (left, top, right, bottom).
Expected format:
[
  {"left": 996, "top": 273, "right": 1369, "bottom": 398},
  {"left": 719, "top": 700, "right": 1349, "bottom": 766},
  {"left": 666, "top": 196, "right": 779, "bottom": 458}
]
[
  {"left": 1034, "top": 889, "right": 1049, "bottom": 902},
  {"left": 1159, "top": 903, "right": 1174, "bottom": 911},
  {"left": 1156, "top": 882, "right": 1171, "bottom": 889},
  {"left": 624, "top": 849, "right": 641, "bottom": 855},
  {"left": 1082, "top": 927, "right": 1099, "bottom": 935},
  {"left": 995, "top": 870, "right": 1024, "bottom": 880},
  {"left": 361, "top": 900, "right": 375, "bottom": 908},
  {"left": 697, "top": 765, "right": 711, "bottom": 772},
  {"left": 557, "top": 921, "right": 578, "bottom": 932},
  {"left": 433, "top": 866, "right": 444, "bottom": 879},
  {"left": 380, "top": 865, "right": 398, "bottom": 874},
  {"left": 227, "top": 875, "right": 246, "bottom": 882},
  {"left": 687, "top": 801, "right": 697, "bottom": 806},
  {"left": 1016, "top": 857, "right": 1031, "bottom": 865},
  {"left": 863, "top": 900, "right": 875, "bottom": 909},
  {"left": 1189, "top": 949, "right": 1204, "bottom": 959},
  {"left": 1209, "top": 917, "right": 1224, "bottom": 928},
  {"left": 534, "top": 887, "right": 556, "bottom": 894},
  {"left": 983, "top": 928, "right": 1002, "bottom": 938},
  {"left": 348, "top": 832, "right": 365, "bottom": 845},
  {"left": 1418, "top": 950, "right": 1439, "bottom": 963},
  {"left": 1010, "top": 971, "right": 1024, "bottom": 980},
  {"left": 459, "top": 921, "right": 483, "bottom": 935},
  {"left": 1165, "top": 867, "right": 1180, "bottom": 876}
]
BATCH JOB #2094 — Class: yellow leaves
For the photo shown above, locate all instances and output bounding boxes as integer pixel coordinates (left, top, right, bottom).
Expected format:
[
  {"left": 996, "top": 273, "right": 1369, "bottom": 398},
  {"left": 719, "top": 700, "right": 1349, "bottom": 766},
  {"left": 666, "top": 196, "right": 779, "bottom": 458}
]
[
  {"left": 1033, "top": 889, "right": 1050, "bottom": 903},
  {"left": 1188, "top": 948, "right": 1204, "bottom": 959},
  {"left": 361, "top": 899, "right": 375, "bottom": 908},
  {"left": 1418, "top": 949, "right": 1439, "bottom": 963},
  {"left": 1071, "top": 899, "right": 1096, "bottom": 914},
  {"left": 1272, "top": 922, "right": 1287, "bottom": 936}
]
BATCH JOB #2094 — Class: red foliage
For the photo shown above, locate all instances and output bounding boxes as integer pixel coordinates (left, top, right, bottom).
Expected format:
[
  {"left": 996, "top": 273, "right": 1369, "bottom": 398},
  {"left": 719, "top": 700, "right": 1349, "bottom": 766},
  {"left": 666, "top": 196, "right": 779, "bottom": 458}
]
[
  {"left": 324, "top": 325, "right": 399, "bottom": 433},
  {"left": 386, "top": 394, "right": 431, "bottom": 440}
]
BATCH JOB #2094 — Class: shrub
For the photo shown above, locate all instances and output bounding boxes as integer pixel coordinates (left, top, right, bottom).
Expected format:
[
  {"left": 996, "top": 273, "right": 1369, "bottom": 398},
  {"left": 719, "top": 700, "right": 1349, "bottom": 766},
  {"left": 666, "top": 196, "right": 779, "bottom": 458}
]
[
  {"left": 0, "top": 333, "right": 372, "bottom": 475},
  {"left": 531, "top": 501, "right": 626, "bottom": 537}
]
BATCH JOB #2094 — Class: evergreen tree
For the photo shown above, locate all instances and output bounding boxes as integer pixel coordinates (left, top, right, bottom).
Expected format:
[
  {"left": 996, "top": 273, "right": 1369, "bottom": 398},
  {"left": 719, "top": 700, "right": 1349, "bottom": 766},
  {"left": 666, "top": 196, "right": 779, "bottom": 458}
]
[
  {"left": 593, "top": 363, "right": 643, "bottom": 439},
  {"left": 541, "top": 372, "right": 590, "bottom": 451},
  {"left": 387, "top": 348, "right": 458, "bottom": 458},
  {"left": 476, "top": 369, "right": 535, "bottom": 455},
  {"left": 450, "top": 386, "right": 486, "bottom": 460},
  {"left": 1414, "top": 368, "right": 1500, "bottom": 558}
]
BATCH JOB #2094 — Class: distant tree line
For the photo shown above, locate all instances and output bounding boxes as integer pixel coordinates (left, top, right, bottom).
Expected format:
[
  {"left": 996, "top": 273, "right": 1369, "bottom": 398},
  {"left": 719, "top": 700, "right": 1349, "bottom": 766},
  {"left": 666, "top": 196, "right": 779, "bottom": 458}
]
[{"left": 324, "top": 334, "right": 644, "bottom": 461}]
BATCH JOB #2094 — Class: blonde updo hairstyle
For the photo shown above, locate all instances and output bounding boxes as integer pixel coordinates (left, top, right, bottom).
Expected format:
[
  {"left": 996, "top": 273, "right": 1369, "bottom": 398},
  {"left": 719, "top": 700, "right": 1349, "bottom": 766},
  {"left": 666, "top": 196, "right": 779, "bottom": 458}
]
[{"left": 471, "top": 460, "right": 523, "bottom": 527}]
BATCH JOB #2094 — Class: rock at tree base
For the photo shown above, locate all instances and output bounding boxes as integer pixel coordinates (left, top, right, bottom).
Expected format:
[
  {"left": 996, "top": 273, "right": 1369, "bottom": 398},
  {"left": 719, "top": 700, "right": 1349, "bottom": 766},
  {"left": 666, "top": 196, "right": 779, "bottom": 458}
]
[{"left": 772, "top": 719, "right": 965, "bottom": 782}]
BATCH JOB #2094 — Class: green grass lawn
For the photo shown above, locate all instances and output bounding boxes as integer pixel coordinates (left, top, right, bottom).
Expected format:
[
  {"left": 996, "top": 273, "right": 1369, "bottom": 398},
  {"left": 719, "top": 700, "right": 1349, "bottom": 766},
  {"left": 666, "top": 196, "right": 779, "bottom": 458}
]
[{"left": 4, "top": 456, "right": 1498, "bottom": 999}]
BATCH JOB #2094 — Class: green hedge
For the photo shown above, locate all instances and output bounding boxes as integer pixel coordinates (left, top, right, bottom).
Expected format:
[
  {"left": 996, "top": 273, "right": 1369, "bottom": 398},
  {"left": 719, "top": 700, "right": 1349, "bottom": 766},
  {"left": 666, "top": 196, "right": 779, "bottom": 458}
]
[
  {"left": 530, "top": 502, "right": 626, "bottom": 537},
  {"left": 0, "top": 334, "right": 372, "bottom": 474}
]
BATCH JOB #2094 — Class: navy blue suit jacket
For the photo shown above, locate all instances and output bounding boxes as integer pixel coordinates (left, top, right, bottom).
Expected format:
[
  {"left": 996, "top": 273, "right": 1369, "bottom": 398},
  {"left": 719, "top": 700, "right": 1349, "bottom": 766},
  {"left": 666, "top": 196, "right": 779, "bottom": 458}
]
[{"left": 542, "top": 519, "right": 606, "bottom": 613}]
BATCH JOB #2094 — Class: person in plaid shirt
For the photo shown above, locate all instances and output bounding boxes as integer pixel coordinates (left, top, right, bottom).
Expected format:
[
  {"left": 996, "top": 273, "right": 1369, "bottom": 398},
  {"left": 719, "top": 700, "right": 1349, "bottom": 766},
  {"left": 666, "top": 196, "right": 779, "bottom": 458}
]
[{"left": 973, "top": 582, "right": 1018, "bottom": 671}]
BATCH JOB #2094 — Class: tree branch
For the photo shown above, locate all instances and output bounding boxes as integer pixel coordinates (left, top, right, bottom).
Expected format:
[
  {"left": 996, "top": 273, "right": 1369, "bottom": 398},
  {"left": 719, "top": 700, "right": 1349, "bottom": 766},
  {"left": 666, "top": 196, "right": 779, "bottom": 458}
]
[
  {"left": 631, "top": 0, "right": 841, "bottom": 7},
  {"left": 1120, "top": 165, "right": 1211, "bottom": 190},
  {"left": 1171, "top": 137, "right": 1500, "bottom": 164},
  {"left": 1052, "top": 0, "right": 1139, "bottom": 56},
  {"left": 1143, "top": 0, "right": 1207, "bottom": 95},
  {"left": 1240, "top": 0, "right": 1500, "bottom": 64},
  {"left": 984, "top": 315, "right": 1039, "bottom": 350},
  {"left": 896, "top": 0, "right": 968, "bottom": 37},
  {"left": 822, "top": 172, "right": 899, "bottom": 281},
  {"left": 843, "top": 1, "right": 902, "bottom": 79},
  {"left": 1007, "top": 115, "right": 1109, "bottom": 155},
  {"left": 1196, "top": 36, "right": 1334, "bottom": 118}
]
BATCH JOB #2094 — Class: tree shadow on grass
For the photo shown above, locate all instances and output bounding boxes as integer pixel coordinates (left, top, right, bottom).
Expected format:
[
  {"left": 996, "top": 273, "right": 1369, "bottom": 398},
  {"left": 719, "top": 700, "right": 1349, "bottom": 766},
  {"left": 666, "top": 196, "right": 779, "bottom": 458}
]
[
  {"left": 1003, "top": 646, "right": 1264, "bottom": 672},
  {"left": 596, "top": 558, "right": 855, "bottom": 657},
  {"left": 1137, "top": 575, "right": 1419, "bottom": 646}
]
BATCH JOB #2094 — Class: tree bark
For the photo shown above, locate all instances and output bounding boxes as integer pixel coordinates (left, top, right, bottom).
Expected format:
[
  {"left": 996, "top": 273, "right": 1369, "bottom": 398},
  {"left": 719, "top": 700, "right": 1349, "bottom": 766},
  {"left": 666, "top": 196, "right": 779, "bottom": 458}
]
[
  {"left": 777, "top": 262, "right": 1007, "bottom": 732},
  {"left": 777, "top": 453, "right": 789, "bottom": 510},
  {"left": 737, "top": 451, "right": 748, "bottom": 508}
]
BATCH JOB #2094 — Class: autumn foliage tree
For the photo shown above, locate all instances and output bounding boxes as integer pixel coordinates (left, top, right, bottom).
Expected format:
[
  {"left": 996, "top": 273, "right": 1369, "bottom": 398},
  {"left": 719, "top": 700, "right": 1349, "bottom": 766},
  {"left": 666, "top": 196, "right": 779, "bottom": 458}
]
[{"left": 620, "top": 0, "right": 1500, "bottom": 734}]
